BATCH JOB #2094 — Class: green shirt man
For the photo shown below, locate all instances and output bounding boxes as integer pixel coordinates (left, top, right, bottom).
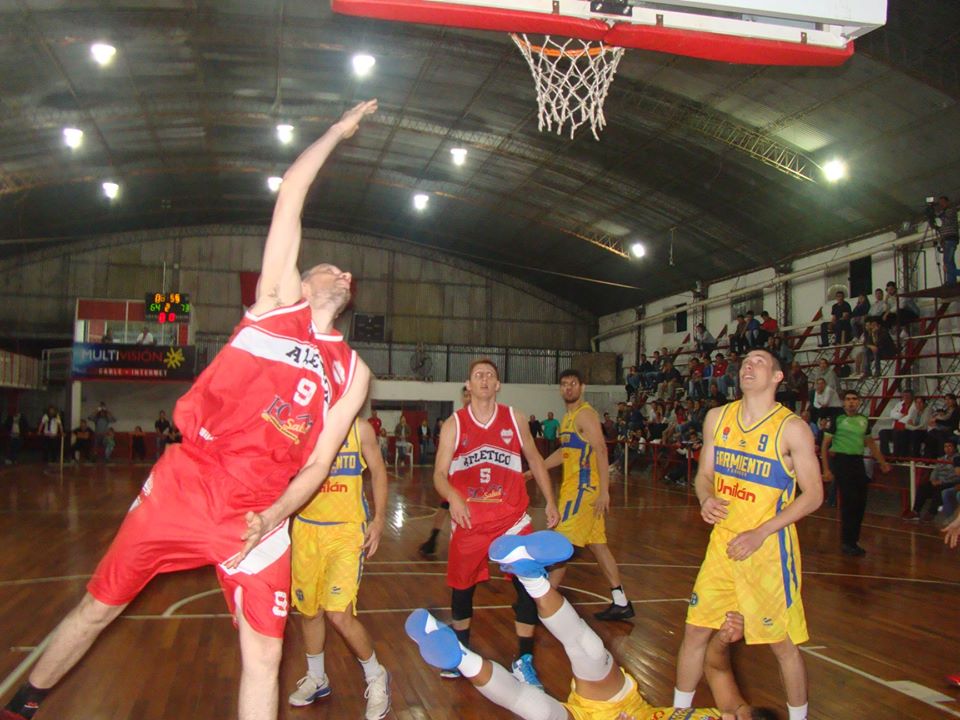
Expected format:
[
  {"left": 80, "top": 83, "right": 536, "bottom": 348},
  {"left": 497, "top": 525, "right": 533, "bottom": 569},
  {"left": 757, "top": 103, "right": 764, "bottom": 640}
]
[{"left": 541, "top": 412, "right": 560, "bottom": 441}]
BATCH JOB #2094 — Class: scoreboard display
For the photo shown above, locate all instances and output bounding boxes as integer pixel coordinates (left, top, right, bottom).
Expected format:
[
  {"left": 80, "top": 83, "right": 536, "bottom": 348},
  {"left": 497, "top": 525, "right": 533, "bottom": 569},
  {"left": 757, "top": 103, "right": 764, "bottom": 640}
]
[{"left": 145, "top": 292, "right": 191, "bottom": 323}]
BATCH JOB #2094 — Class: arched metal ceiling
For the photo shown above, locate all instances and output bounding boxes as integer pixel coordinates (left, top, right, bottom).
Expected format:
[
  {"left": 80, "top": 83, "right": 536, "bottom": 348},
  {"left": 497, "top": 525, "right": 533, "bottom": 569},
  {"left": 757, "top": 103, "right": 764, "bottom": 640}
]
[{"left": 1, "top": 0, "right": 959, "bottom": 315}]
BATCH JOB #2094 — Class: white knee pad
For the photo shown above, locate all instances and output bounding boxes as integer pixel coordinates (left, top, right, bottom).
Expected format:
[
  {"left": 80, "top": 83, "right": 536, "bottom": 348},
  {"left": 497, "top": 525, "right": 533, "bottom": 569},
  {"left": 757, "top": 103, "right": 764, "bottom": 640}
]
[
  {"left": 541, "top": 600, "right": 614, "bottom": 682},
  {"left": 477, "top": 663, "right": 568, "bottom": 720}
]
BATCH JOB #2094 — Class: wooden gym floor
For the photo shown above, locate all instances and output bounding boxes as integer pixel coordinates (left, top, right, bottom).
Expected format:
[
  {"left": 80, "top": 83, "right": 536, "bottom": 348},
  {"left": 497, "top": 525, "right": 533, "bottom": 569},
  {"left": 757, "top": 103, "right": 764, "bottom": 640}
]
[{"left": 0, "top": 460, "right": 957, "bottom": 719}]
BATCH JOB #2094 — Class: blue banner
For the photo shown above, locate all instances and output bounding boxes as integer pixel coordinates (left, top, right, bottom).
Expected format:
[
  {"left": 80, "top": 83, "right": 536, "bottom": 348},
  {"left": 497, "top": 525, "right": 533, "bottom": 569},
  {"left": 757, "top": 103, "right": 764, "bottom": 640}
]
[{"left": 72, "top": 343, "right": 196, "bottom": 381}]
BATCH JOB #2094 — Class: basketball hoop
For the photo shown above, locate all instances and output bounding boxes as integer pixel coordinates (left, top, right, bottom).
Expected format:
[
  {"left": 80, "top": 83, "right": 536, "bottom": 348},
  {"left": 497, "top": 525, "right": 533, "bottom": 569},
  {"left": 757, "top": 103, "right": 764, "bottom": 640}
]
[{"left": 510, "top": 33, "right": 625, "bottom": 141}]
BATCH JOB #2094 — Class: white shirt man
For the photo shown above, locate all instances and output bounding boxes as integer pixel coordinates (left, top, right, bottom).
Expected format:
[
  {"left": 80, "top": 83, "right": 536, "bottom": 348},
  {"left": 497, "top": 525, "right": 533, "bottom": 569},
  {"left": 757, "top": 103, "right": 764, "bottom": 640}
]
[{"left": 135, "top": 328, "right": 155, "bottom": 345}]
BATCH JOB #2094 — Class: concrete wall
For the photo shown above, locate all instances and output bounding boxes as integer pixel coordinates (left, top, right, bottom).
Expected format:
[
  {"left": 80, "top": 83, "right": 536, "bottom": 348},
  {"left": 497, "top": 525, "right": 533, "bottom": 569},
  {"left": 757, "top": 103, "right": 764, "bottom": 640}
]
[{"left": 0, "top": 225, "right": 595, "bottom": 349}]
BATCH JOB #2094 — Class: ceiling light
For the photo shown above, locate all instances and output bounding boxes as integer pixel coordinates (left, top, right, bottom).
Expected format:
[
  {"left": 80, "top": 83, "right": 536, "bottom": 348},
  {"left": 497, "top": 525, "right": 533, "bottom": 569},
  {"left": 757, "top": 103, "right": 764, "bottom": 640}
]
[
  {"left": 413, "top": 193, "right": 429, "bottom": 211},
  {"left": 276, "top": 124, "right": 294, "bottom": 144},
  {"left": 822, "top": 158, "right": 847, "bottom": 183},
  {"left": 90, "top": 43, "right": 116, "bottom": 66},
  {"left": 101, "top": 181, "right": 119, "bottom": 200},
  {"left": 352, "top": 53, "right": 376, "bottom": 77},
  {"left": 630, "top": 242, "right": 646, "bottom": 258},
  {"left": 267, "top": 176, "right": 283, "bottom": 192},
  {"left": 450, "top": 148, "right": 468, "bottom": 166},
  {"left": 62, "top": 127, "right": 84, "bottom": 149}
]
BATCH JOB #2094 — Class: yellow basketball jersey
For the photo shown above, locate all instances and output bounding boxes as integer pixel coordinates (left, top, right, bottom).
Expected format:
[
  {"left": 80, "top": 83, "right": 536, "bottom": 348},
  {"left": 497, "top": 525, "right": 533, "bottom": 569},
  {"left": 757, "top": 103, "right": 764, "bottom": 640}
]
[
  {"left": 298, "top": 419, "right": 369, "bottom": 525},
  {"left": 560, "top": 402, "right": 599, "bottom": 496},
  {"left": 711, "top": 400, "right": 798, "bottom": 536}
]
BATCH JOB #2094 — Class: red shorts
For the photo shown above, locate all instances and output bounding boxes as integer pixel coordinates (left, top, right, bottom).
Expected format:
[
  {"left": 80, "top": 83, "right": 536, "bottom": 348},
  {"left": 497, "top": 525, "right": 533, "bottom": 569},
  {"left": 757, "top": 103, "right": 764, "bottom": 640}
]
[
  {"left": 447, "top": 512, "right": 532, "bottom": 590},
  {"left": 87, "top": 444, "right": 291, "bottom": 638}
]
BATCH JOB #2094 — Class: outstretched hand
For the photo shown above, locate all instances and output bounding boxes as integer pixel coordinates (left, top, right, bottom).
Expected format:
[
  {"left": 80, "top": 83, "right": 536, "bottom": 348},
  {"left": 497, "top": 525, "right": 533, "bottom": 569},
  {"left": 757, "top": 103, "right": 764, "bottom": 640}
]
[
  {"left": 338, "top": 99, "right": 378, "bottom": 139},
  {"left": 223, "top": 511, "right": 270, "bottom": 569}
]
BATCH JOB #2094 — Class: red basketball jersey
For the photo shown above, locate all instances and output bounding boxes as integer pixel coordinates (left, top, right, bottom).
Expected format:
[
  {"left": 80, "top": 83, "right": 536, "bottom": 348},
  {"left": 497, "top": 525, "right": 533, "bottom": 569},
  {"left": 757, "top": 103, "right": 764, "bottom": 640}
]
[
  {"left": 449, "top": 403, "right": 529, "bottom": 529},
  {"left": 174, "top": 301, "right": 358, "bottom": 504}
]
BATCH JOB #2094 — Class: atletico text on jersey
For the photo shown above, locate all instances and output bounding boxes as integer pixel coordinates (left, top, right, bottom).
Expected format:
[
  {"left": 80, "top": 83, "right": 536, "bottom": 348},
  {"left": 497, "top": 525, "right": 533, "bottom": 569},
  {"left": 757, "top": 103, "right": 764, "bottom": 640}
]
[
  {"left": 687, "top": 400, "right": 808, "bottom": 645},
  {"left": 557, "top": 401, "right": 606, "bottom": 547},
  {"left": 173, "top": 301, "right": 358, "bottom": 505},
  {"left": 297, "top": 418, "right": 370, "bottom": 525},
  {"left": 449, "top": 404, "right": 529, "bottom": 528}
]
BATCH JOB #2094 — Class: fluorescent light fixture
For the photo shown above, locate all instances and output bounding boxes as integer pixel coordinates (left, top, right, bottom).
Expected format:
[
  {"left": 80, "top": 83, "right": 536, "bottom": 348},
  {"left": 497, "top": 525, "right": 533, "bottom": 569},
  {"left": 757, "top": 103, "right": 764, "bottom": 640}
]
[
  {"left": 276, "top": 123, "right": 294, "bottom": 144},
  {"left": 90, "top": 43, "right": 116, "bottom": 66},
  {"left": 413, "top": 193, "right": 429, "bottom": 211},
  {"left": 822, "top": 158, "right": 847, "bottom": 183},
  {"left": 267, "top": 176, "right": 283, "bottom": 192},
  {"left": 630, "top": 242, "right": 646, "bottom": 258},
  {"left": 450, "top": 148, "right": 468, "bottom": 166},
  {"left": 102, "top": 181, "right": 119, "bottom": 200},
  {"left": 352, "top": 53, "right": 376, "bottom": 77},
  {"left": 62, "top": 127, "right": 84, "bottom": 149}
]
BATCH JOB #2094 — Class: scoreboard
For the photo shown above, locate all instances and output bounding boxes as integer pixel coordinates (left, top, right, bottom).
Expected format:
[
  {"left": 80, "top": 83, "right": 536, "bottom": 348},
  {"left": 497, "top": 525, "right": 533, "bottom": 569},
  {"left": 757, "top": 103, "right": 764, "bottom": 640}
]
[{"left": 145, "top": 292, "right": 191, "bottom": 323}]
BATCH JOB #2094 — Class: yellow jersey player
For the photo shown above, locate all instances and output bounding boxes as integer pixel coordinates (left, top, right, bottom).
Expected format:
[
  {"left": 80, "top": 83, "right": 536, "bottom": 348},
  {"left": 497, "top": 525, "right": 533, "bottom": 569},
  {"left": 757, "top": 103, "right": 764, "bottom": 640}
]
[
  {"left": 288, "top": 417, "right": 391, "bottom": 719},
  {"left": 540, "top": 369, "right": 633, "bottom": 621},
  {"left": 674, "top": 349, "right": 823, "bottom": 720},
  {"left": 406, "top": 530, "right": 778, "bottom": 720}
]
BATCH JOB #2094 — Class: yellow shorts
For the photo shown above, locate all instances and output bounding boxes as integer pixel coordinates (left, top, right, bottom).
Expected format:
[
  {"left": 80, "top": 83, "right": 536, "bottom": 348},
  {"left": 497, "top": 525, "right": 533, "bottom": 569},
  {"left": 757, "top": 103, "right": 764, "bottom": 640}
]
[
  {"left": 686, "top": 525, "right": 808, "bottom": 645},
  {"left": 291, "top": 519, "right": 365, "bottom": 616},
  {"left": 557, "top": 483, "right": 606, "bottom": 547},
  {"left": 563, "top": 671, "right": 721, "bottom": 720}
]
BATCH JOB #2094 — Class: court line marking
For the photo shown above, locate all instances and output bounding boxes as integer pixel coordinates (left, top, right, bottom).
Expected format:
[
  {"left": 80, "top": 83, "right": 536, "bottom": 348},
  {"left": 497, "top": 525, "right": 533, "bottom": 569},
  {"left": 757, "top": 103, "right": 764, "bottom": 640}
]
[
  {"left": 800, "top": 645, "right": 960, "bottom": 718},
  {"left": 0, "top": 634, "right": 52, "bottom": 699}
]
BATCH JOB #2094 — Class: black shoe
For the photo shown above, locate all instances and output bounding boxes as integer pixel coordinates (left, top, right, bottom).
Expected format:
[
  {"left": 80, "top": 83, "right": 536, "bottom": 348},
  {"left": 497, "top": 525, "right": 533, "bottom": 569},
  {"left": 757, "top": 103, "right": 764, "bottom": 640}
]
[
  {"left": 418, "top": 541, "right": 436, "bottom": 557},
  {"left": 841, "top": 544, "right": 866, "bottom": 556},
  {"left": 594, "top": 602, "right": 635, "bottom": 621}
]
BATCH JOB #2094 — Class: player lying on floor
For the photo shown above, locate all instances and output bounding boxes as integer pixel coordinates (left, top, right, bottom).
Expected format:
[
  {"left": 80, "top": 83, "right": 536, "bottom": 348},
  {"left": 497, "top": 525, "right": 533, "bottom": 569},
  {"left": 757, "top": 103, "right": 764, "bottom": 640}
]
[{"left": 407, "top": 530, "right": 777, "bottom": 720}]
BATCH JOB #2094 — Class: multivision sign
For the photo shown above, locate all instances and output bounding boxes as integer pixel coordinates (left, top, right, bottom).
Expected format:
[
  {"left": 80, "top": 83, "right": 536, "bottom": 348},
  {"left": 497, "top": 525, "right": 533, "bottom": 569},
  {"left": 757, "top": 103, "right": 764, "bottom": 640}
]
[{"left": 72, "top": 343, "right": 195, "bottom": 380}]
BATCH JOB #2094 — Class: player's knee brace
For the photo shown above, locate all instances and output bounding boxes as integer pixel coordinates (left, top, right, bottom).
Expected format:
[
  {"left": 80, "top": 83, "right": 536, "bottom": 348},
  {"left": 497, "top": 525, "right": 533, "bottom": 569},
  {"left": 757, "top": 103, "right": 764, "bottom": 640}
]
[
  {"left": 511, "top": 576, "right": 539, "bottom": 626},
  {"left": 451, "top": 586, "right": 476, "bottom": 621},
  {"left": 477, "top": 662, "right": 567, "bottom": 720}
]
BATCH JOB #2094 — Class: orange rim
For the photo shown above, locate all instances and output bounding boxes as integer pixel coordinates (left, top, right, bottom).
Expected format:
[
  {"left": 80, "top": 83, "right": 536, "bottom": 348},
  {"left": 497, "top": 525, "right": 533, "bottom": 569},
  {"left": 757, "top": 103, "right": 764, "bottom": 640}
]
[{"left": 510, "top": 33, "right": 612, "bottom": 59}]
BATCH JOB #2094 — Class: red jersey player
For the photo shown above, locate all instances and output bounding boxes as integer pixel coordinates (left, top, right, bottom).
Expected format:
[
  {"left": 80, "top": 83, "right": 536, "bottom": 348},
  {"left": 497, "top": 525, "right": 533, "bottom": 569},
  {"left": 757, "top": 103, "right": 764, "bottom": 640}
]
[
  {"left": 1, "top": 100, "right": 378, "bottom": 720},
  {"left": 433, "top": 358, "right": 560, "bottom": 689}
]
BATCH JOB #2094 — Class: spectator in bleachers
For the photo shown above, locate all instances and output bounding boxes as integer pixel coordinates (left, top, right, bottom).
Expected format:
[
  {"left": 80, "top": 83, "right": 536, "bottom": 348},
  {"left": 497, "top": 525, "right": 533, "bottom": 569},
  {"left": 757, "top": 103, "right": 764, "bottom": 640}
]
[
  {"left": 927, "top": 394, "right": 960, "bottom": 457},
  {"left": 810, "top": 358, "right": 839, "bottom": 393},
  {"left": 154, "top": 410, "right": 172, "bottom": 457},
  {"left": 780, "top": 361, "right": 808, "bottom": 412},
  {"left": 936, "top": 195, "right": 959, "bottom": 286},
  {"left": 378, "top": 427, "right": 389, "bottom": 462},
  {"left": 368, "top": 409, "right": 383, "bottom": 437},
  {"left": 542, "top": 411, "right": 560, "bottom": 453},
  {"left": 731, "top": 313, "right": 748, "bottom": 354},
  {"left": 811, "top": 377, "right": 842, "bottom": 422},
  {"left": 38, "top": 406, "right": 63, "bottom": 464},
  {"left": 879, "top": 390, "right": 916, "bottom": 457},
  {"left": 905, "top": 439, "right": 959, "bottom": 521},
  {"left": 131, "top": 426, "right": 146, "bottom": 462},
  {"left": 707, "top": 352, "right": 726, "bottom": 388},
  {"left": 820, "top": 290, "right": 852, "bottom": 347},
  {"left": 716, "top": 351, "right": 739, "bottom": 399},
  {"left": 101, "top": 328, "right": 114, "bottom": 343},
  {"left": 656, "top": 360, "right": 682, "bottom": 400},
  {"left": 395, "top": 416, "right": 413, "bottom": 465},
  {"left": 850, "top": 293, "right": 870, "bottom": 338},
  {"left": 601, "top": 412, "right": 617, "bottom": 442},
  {"left": 625, "top": 365, "right": 641, "bottom": 401},
  {"left": 686, "top": 357, "right": 705, "bottom": 400},
  {"left": 905, "top": 396, "right": 933, "bottom": 457},
  {"left": 418, "top": 419, "right": 432, "bottom": 462},
  {"left": 863, "top": 318, "right": 896, "bottom": 377},
  {"left": 706, "top": 383, "right": 727, "bottom": 407},
  {"left": 70, "top": 419, "right": 93, "bottom": 464},
  {"left": 3, "top": 409, "right": 28, "bottom": 465},
  {"left": 643, "top": 352, "right": 661, "bottom": 390},
  {"left": 768, "top": 333, "right": 793, "bottom": 367},
  {"left": 882, "top": 283, "right": 920, "bottom": 330},
  {"left": 692, "top": 323, "right": 717, "bottom": 356},
  {"left": 528, "top": 414, "right": 542, "bottom": 438},
  {"left": 758, "top": 310, "right": 778, "bottom": 346},
  {"left": 868, "top": 287, "right": 888, "bottom": 319},
  {"left": 647, "top": 402, "right": 668, "bottom": 441},
  {"left": 637, "top": 353, "right": 654, "bottom": 389},
  {"left": 744, "top": 310, "right": 761, "bottom": 348}
]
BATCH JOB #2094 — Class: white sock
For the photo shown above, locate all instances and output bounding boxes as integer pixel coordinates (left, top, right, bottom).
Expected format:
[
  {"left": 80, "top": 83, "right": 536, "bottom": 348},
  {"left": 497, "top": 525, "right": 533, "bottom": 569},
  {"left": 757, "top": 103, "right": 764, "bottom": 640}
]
[
  {"left": 673, "top": 688, "right": 695, "bottom": 708},
  {"left": 515, "top": 574, "right": 551, "bottom": 599},
  {"left": 539, "top": 598, "right": 613, "bottom": 681},
  {"left": 359, "top": 650, "right": 385, "bottom": 682},
  {"left": 611, "top": 586, "right": 628, "bottom": 606},
  {"left": 306, "top": 652, "right": 325, "bottom": 680},
  {"left": 457, "top": 643, "right": 484, "bottom": 678},
  {"left": 475, "top": 661, "right": 567, "bottom": 720},
  {"left": 788, "top": 702, "right": 808, "bottom": 720}
]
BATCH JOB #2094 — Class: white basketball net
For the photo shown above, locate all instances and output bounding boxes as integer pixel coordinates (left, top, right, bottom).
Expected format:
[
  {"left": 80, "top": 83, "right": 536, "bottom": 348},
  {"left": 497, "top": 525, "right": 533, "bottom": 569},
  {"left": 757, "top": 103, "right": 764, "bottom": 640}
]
[{"left": 511, "top": 33, "right": 625, "bottom": 141}]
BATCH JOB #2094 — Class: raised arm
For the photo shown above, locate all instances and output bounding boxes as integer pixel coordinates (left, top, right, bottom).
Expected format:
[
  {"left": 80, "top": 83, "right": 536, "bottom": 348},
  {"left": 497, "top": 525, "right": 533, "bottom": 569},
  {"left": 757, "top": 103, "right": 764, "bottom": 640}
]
[
  {"left": 574, "top": 406, "right": 613, "bottom": 517},
  {"left": 358, "top": 418, "right": 389, "bottom": 558},
  {"left": 695, "top": 407, "right": 727, "bottom": 524},
  {"left": 228, "top": 360, "right": 372, "bottom": 565},
  {"left": 249, "top": 99, "right": 377, "bottom": 316},
  {"left": 513, "top": 409, "right": 559, "bottom": 529}
]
